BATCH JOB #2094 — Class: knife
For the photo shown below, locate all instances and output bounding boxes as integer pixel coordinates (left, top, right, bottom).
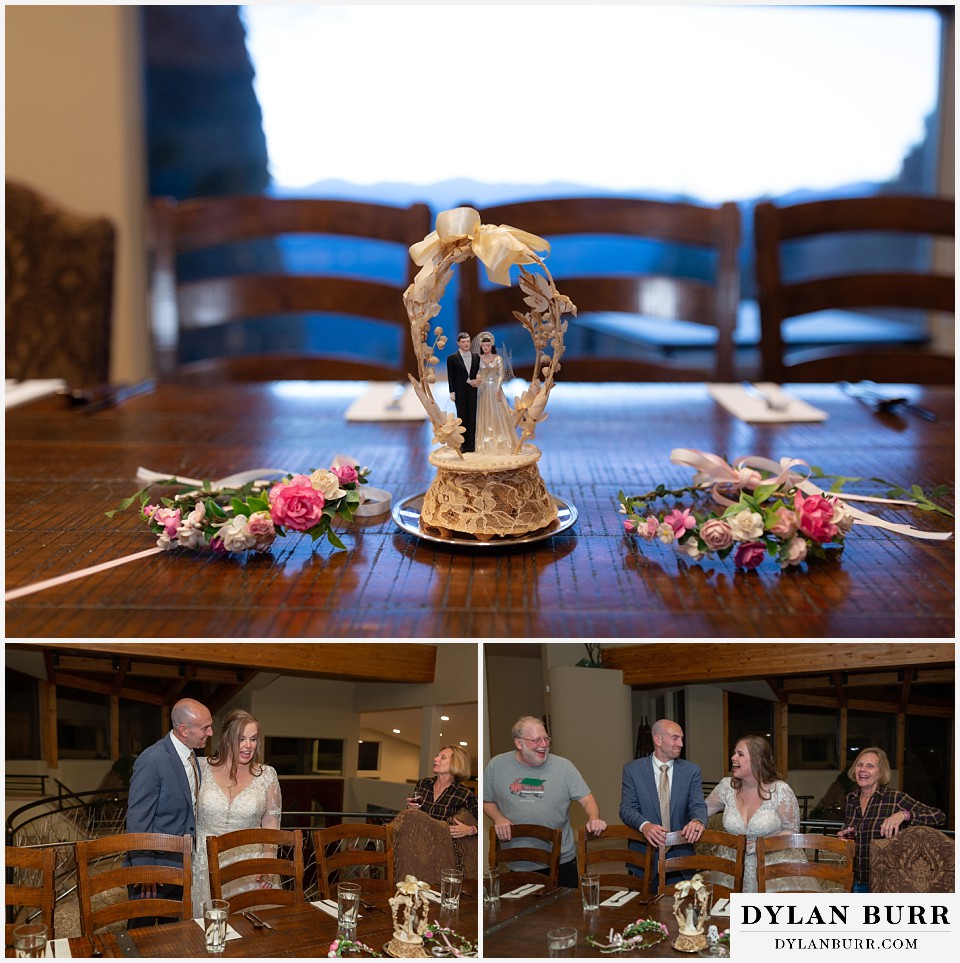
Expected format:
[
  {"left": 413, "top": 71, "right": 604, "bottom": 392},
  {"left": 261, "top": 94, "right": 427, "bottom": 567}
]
[
  {"left": 840, "top": 381, "right": 937, "bottom": 421},
  {"left": 60, "top": 378, "right": 156, "bottom": 414}
]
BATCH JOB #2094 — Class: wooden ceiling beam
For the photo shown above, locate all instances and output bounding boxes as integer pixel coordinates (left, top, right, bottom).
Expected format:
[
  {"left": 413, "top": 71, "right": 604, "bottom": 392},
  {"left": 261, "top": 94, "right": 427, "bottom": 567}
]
[
  {"left": 603, "top": 642, "right": 953, "bottom": 687},
  {"left": 48, "top": 671, "right": 170, "bottom": 707},
  {"left": 13, "top": 642, "right": 437, "bottom": 684},
  {"left": 786, "top": 692, "right": 953, "bottom": 718}
]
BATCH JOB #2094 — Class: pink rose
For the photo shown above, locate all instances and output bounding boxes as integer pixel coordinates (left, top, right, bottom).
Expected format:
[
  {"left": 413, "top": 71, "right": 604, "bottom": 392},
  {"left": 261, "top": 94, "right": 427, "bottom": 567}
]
[
  {"left": 247, "top": 511, "right": 277, "bottom": 552},
  {"left": 700, "top": 518, "right": 734, "bottom": 551},
  {"left": 623, "top": 519, "right": 637, "bottom": 533},
  {"left": 779, "top": 535, "right": 808, "bottom": 568},
  {"left": 641, "top": 516, "right": 659, "bottom": 539},
  {"left": 794, "top": 491, "right": 838, "bottom": 544},
  {"left": 269, "top": 474, "right": 326, "bottom": 531},
  {"left": 151, "top": 507, "right": 181, "bottom": 538},
  {"left": 733, "top": 540, "right": 766, "bottom": 570},
  {"left": 769, "top": 505, "right": 799, "bottom": 539},
  {"left": 332, "top": 463, "right": 359, "bottom": 485},
  {"left": 664, "top": 508, "right": 696, "bottom": 537}
]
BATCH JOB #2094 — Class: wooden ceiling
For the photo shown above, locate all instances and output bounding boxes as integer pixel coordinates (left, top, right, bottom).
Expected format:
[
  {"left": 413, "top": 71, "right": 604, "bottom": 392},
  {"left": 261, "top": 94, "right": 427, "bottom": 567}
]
[
  {"left": 602, "top": 642, "right": 954, "bottom": 718},
  {"left": 8, "top": 642, "right": 437, "bottom": 714}
]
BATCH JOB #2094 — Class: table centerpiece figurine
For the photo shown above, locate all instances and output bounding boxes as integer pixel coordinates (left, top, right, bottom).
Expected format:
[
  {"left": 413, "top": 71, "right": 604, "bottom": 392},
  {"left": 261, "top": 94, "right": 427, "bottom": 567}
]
[
  {"left": 385, "top": 875, "right": 433, "bottom": 958},
  {"left": 403, "top": 207, "right": 576, "bottom": 541},
  {"left": 670, "top": 874, "right": 712, "bottom": 953}
]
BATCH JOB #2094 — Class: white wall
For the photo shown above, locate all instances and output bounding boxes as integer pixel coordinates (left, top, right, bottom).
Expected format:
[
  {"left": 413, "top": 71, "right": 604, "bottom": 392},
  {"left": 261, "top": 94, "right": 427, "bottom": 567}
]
[
  {"left": 5, "top": 5, "right": 150, "bottom": 382},
  {"left": 483, "top": 652, "right": 545, "bottom": 757},
  {"left": 358, "top": 728, "right": 420, "bottom": 784}
]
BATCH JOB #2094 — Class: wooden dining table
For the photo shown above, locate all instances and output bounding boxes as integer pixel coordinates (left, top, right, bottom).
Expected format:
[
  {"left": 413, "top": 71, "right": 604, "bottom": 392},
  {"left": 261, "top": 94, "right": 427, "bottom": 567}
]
[
  {"left": 484, "top": 885, "right": 716, "bottom": 958},
  {"left": 15, "top": 895, "right": 477, "bottom": 958},
  {"left": 4, "top": 381, "right": 953, "bottom": 637}
]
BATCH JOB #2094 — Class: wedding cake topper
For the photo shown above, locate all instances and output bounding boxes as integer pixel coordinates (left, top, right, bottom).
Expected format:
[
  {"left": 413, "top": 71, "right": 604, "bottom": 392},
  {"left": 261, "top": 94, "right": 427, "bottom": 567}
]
[{"left": 402, "top": 207, "right": 577, "bottom": 541}]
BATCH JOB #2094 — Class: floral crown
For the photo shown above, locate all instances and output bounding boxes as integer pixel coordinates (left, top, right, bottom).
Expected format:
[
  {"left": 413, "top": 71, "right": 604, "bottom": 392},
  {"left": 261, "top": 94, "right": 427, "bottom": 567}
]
[
  {"left": 108, "top": 457, "right": 379, "bottom": 554},
  {"left": 403, "top": 206, "right": 576, "bottom": 457},
  {"left": 619, "top": 448, "right": 952, "bottom": 571}
]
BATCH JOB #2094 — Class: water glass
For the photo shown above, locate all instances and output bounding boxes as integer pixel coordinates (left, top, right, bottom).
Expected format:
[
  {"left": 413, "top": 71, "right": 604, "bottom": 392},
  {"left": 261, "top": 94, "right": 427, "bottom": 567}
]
[
  {"left": 482, "top": 867, "right": 501, "bottom": 903},
  {"left": 547, "top": 926, "right": 577, "bottom": 957},
  {"left": 439, "top": 868, "right": 464, "bottom": 909},
  {"left": 579, "top": 873, "right": 600, "bottom": 912},
  {"left": 13, "top": 924, "right": 47, "bottom": 959},
  {"left": 203, "top": 899, "right": 229, "bottom": 954},
  {"left": 337, "top": 881, "right": 361, "bottom": 930}
]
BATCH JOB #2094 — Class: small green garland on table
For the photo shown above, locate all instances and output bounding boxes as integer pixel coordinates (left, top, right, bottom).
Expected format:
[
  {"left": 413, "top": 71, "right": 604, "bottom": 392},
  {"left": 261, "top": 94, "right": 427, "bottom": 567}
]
[
  {"left": 423, "top": 923, "right": 477, "bottom": 957},
  {"left": 327, "top": 936, "right": 382, "bottom": 958},
  {"left": 586, "top": 918, "right": 670, "bottom": 954}
]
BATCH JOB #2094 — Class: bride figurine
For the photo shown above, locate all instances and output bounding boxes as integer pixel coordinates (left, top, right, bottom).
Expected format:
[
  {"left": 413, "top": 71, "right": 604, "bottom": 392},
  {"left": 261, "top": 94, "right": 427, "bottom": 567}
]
[{"left": 468, "top": 332, "right": 517, "bottom": 454}]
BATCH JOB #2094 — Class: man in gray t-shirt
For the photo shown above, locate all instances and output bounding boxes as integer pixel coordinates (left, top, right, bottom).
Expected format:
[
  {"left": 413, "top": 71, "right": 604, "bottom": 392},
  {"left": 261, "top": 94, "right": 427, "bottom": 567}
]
[{"left": 483, "top": 715, "right": 607, "bottom": 888}]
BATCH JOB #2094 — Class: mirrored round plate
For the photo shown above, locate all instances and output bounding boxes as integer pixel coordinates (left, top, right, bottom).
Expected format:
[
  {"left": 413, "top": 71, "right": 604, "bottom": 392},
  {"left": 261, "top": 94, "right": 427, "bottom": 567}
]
[{"left": 392, "top": 494, "right": 577, "bottom": 547}]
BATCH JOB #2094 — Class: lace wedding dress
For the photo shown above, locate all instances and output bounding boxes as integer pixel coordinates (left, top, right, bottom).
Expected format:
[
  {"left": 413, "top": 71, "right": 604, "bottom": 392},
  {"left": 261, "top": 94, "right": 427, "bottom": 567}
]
[
  {"left": 705, "top": 777, "right": 819, "bottom": 892},
  {"left": 474, "top": 356, "right": 517, "bottom": 453},
  {"left": 192, "top": 758, "right": 283, "bottom": 916}
]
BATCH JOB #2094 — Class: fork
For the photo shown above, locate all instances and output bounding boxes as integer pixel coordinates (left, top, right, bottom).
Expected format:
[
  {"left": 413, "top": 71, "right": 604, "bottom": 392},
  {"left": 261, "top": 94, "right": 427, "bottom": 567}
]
[{"left": 742, "top": 381, "right": 788, "bottom": 411}]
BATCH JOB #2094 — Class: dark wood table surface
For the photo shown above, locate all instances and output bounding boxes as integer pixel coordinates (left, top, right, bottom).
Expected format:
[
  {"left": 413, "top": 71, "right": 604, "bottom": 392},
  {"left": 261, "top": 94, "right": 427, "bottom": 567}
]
[
  {"left": 484, "top": 886, "right": 711, "bottom": 958},
  {"left": 5, "top": 381, "right": 954, "bottom": 637},
  {"left": 27, "top": 895, "right": 477, "bottom": 958}
]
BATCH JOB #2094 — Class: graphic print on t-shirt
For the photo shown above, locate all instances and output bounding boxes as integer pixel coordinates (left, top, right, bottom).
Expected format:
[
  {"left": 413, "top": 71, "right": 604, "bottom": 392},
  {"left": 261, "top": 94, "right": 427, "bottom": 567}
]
[{"left": 510, "top": 777, "right": 546, "bottom": 798}]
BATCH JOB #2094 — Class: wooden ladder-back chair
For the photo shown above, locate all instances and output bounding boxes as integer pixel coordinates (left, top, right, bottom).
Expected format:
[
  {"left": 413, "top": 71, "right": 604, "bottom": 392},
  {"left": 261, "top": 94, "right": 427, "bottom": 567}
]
[
  {"left": 5, "top": 846, "right": 56, "bottom": 944},
  {"left": 149, "top": 195, "right": 431, "bottom": 381},
  {"left": 74, "top": 833, "right": 192, "bottom": 935},
  {"left": 577, "top": 825, "right": 654, "bottom": 895},
  {"left": 488, "top": 823, "right": 561, "bottom": 889},
  {"left": 313, "top": 824, "right": 394, "bottom": 900},
  {"left": 459, "top": 197, "right": 741, "bottom": 381},
  {"left": 755, "top": 833, "right": 854, "bottom": 893},
  {"left": 6, "top": 179, "right": 115, "bottom": 386},
  {"left": 658, "top": 829, "right": 746, "bottom": 899},
  {"left": 754, "top": 195, "right": 955, "bottom": 384},
  {"left": 206, "top": 828, "right": 304, "bottom": 912}
]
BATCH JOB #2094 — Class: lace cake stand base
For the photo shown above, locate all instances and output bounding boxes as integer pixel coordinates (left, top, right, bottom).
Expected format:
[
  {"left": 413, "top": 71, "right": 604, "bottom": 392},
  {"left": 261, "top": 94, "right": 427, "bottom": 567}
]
[
  {"left": 673, "top": 933, "right": 708, "bottom": 953},
  {"left": 422, "top": 446, "right": 558, "bottom": 541},
  {"left": 383, "top": 938, "right": 429, "bottom": 958}
]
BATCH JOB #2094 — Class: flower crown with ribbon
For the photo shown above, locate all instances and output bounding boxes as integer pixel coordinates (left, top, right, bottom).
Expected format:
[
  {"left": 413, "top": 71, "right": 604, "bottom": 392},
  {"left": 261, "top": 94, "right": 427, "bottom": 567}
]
[
  {"left": 403, "top": 207, "right": 576, "bottom": 457},
  {"left": 619, "top": 448, "right": 952, "bottom": 570}
]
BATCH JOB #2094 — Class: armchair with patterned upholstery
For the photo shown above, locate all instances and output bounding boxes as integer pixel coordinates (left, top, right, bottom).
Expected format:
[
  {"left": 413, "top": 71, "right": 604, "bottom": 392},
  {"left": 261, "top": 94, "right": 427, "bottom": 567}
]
[{"left": 869, "top": 827, "right": 955, "bottom": 893}]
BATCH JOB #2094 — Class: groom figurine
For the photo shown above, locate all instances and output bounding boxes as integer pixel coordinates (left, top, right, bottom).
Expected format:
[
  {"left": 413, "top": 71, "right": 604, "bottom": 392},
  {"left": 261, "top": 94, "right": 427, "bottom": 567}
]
[
  {"left": 620, "top": 718, "right": 707, "bottom": 885},
  {"left": 447, "top": 332, "right": 480, "bottom": 453},
  {"left": 126, "top": 697, "right": 213, "bottom": 925}
]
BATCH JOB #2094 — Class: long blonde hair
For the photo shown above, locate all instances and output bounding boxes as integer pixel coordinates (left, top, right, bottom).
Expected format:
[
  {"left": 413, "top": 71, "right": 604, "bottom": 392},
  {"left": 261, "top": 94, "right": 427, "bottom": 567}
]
[{"left": 208, "top": 708, "right": 264, "bottom": 783}]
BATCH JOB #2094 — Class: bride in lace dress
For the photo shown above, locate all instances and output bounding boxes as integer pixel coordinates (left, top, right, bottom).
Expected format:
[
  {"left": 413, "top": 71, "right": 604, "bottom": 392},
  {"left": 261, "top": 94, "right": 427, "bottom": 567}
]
[
  {"left": 467, "top": 333, "right": 517, "bottom": 453},
  {"left": 193, "top": 709, "right": 282, "bottom": 915},
  {"left": 705, "top": 735, "right": 818, "bottom": 892}
]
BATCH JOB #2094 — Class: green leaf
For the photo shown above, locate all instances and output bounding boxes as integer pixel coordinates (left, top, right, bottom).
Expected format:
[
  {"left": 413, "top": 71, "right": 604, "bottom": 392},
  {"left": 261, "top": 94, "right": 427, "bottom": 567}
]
[
  {"left": 326, "top": 528, "right": 346, "bottom": 550},
  {"left": 230, "top": 498, "right": 252, "bottom": 518}
]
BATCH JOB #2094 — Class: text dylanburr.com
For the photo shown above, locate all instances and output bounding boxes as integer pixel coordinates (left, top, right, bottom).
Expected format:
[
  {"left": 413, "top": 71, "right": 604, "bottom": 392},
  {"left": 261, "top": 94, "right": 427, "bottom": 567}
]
[{"left": 730, "top": 893, "right": 957, "bottom": 959}]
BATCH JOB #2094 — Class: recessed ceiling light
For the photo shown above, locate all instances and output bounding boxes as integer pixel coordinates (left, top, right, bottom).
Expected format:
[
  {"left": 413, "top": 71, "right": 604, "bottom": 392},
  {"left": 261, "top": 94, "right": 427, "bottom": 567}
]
[
  {"left": 459, "top": 741, "right": 468, "bottom": 746},
  {"left": 440, "top": 715, "right": 450, "bottom": 721},
  {"left": 392, "top": 728, "right": 401, "bottom": 734}
]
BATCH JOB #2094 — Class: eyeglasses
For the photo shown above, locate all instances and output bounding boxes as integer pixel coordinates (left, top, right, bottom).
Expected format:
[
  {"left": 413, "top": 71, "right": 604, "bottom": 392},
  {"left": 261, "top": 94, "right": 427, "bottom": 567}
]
[{"left": 519, "top": 735, "right": 551, "bottom": 746}]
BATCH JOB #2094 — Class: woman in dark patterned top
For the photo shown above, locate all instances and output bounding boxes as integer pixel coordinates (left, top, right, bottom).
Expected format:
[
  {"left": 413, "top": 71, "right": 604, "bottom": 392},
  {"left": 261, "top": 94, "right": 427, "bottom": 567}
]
[
  {"left": 406, "top": 745, "right": 479, "bottom": 840},
  {"left": 838, "top": 746, "right": 945, "bottom": 892}
]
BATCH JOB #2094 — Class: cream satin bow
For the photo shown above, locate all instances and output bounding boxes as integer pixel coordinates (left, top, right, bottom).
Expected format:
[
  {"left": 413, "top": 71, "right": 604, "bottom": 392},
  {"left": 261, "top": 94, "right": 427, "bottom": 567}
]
[
  {"left": 409, "top": 207, "right": 550, "bottom": 286},
  {"left": 674, "top": 874, "right": 707, "bottom": 898}
]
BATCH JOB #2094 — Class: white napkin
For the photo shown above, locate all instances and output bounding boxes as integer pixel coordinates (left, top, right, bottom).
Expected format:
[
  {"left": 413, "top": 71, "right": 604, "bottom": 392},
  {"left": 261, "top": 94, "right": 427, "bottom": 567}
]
[
  {"left": 711, "top": 897, "right": 730, "bottom": 917},
  {"left": 600, "top": 890, "right": 638, "bottom": 907},
  {"left": 45, "top": 938, "right": 72, "bottom": 958},
  {"left": 5, "top": 378, "right": 66, "bottom": 409},
  {"left": 311, "top": 899, "right": 363, "bottom": 919},
  {"left": 345, "top": 382, "right": 427, "bottom": 422},
  {"left": 192, "top": 918, "right": 242, "bottom": 941},
  {"left": 500, "top": 883, "right": 544, "bottom": 899},
  {"left": 708, "top": 383, "right": 827, "bottom": 423}
]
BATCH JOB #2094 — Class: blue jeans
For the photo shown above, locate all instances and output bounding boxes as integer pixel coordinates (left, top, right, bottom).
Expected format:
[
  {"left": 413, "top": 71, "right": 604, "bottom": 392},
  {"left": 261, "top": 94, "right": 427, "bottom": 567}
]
[{"left": 853, "top": 882, "right": 870, "bottom": 893}]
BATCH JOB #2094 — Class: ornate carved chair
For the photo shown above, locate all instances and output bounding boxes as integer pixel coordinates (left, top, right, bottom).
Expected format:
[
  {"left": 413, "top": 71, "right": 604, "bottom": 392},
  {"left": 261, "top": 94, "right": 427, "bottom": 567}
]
[
  {"left": 389, "top": 809, "right": 456, "bottom": 890},
  {"left": 869, "top": 826, "right": 955, "bottom": 893}
]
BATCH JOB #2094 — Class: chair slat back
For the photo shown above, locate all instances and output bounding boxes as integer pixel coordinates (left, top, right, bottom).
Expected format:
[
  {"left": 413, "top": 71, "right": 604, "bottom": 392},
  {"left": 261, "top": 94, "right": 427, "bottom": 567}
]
[
  {"left": 206, "top": 828, "right": 304, "bottom": 913},
  {"left": 312, "top": 824, "right": 394, "bottom": 900},
  {"left": 577, "top": 825, "right": 654, "bottom": 894},
  {"left": 755, "top": 833, "right": 854, "bottom": 893},
  {"left": 74, "top": 833, "right": 192, "bottom": 935},
  {"left": 488, "top": 823, "right": 561, "bottom": 887},
  {"left": 657, "top": 829, "right": 746, "bottom": 899},
  {"left": 5, "top": 846, "right": 56, "bottom": 939}
]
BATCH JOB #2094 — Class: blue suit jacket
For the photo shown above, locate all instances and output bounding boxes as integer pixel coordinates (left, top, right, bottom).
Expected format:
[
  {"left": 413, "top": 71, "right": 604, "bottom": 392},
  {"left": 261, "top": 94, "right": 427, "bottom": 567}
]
[
  {"left": 125, "top": 734, "right": 197, "bottom": 866},
  {"left": 619, "top": 756, "right": 707, "bottom": 876}
]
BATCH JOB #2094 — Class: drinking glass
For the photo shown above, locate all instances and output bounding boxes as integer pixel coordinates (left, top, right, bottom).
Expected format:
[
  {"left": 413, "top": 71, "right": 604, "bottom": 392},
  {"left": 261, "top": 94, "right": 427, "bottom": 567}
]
[
  {"left": 439, "top": 868, "right": 463, "bottom": 910},
  {"left": 203, "top": 899, "right": 229, "bottom": 954},
  {"left": 579, "top": 873, "right": 600, "bottom": 912},
  {"left": 337, "top": 881, "right": 361, "bottom": 932},
  {"left": 13, "top": 924, "right": 46, "bottom": 959},
  {"left": 482, "top": 867, "right": 501, "bottom": 903},
  {"left": 547, "top": 926, "right": 577, "bottom": 957}
]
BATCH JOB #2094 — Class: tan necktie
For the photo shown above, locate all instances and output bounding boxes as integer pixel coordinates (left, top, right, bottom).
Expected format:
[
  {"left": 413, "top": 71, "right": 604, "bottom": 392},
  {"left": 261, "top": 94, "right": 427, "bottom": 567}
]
[
  {"left": 190, "top": 752, "right": 201, "bottom": 821},
  {"left": 659, "top": 764, "right": 671, "bottom": 833}
]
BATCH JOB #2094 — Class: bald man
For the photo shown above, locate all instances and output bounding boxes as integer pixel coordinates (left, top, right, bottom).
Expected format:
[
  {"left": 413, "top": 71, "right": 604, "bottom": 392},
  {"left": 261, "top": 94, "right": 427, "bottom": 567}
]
[{"left": 126, "top": 698, "right": 213, "bottom": 925}]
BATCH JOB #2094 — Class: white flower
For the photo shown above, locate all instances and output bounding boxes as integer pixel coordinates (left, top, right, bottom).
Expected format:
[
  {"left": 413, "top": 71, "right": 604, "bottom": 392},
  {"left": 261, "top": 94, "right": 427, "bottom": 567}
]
[
  {"left": 830, "top": 498, "right": 856, "bottom": 533},
  {"left": 779, "top": 535, "right": 808, "bottom": 568},
  {"left": 727, "top": 510, "right": 764, "bottom": 541},
  {"left": 657, "top": 522, "right": 676, "bottom": 544},
  {"left": 219, "top": 515, "right": 256, "bottom": 553},
  {"left": 309, "top": 469, "right": 346, "bottom": 501},
  {"left": 176, "top": 502, "right": 206, "bottom": 549},
  {"left": 678, "top": 538, "right": 704, "bottom": 561}
]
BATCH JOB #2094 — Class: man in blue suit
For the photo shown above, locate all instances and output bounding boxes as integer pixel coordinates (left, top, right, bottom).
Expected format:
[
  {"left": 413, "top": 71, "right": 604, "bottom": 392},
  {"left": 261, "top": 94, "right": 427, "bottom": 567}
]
[
  {"left": 620, "top": 719, "right": 707, "bottom": 884},
  {"left": 126, "top": 697, "right": 213, "bottom": 925}
]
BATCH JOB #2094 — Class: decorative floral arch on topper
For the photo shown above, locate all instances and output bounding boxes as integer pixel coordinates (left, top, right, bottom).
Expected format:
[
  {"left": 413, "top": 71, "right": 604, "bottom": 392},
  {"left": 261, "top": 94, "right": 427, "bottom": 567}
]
[{"left": 403, "top": 207, "right": 576, "bottom": 458}]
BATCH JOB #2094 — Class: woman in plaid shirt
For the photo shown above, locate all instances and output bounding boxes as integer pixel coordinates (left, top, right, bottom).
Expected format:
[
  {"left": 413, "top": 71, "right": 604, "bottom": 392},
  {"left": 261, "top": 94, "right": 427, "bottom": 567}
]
[
  {"left": 838, "top": 746, "right": 945, "bottom": 892},
  {"left": 407, "top": 745, "right": 479, "bottom": 840}
]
